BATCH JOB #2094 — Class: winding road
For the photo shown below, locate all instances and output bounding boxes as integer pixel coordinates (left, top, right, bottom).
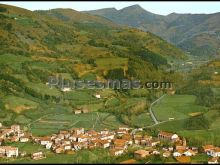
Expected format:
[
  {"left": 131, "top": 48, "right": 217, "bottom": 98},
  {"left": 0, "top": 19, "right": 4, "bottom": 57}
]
[{"left": 149, "top": 94, "right": 166, "bottom": 125}]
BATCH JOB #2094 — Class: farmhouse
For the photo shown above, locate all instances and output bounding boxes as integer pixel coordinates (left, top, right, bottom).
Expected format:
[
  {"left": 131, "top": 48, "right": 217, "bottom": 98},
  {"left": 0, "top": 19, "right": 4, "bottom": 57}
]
[
  {"left": 122, "top": 134, "right": 133, "bottom": 145},
  {"left": 118, "top": 125, "right": 130, "bottom": 131},
  {"left": 72, "top": 128, "right": 84, "bottom": 135},
  {"left": 110, "top": 148, "right": 124, "bottom": 156},
  {"left": 100, "top": 140, "right": 110, "bottom": 148},
  {"left": 176, "top": 145, "right": 187, "bottom": 151},
  {"left": 100, "top": 128, "right": 109, "bottom": 135},
  {"left": 74, "top": 109, "right": 82, "bottom": 115},
  {"left": 158, "top": 131, "right": 179, "bottom": 142},
  {"left": 134, "top": 150, "right": 150, "bottom": 159},
  {"left": 94, "top": 94, "right": 101, "bottom": 99},
  {"left": 1, "top": 129, "right": 14, "bottom": 137},
  {"left": 20, "top": 136, "right": 29, "bottom": 143},
  {"left": 208, "top": 157, "right": 219, "bottom": 164},
  {"left": 173, "top": 150, "right": 184, "bottom": 157},
  {"left": 0, "top": 146, "right": 18, "bottom": 157},
  {"left": 10, "top": 136, "right": 19, "bottom": 142},
  {"left": 55, "top": 147, "right": 65, "bottom": 154},
  {"left": 163, "top": 151, "right": 171, "bottom": 158},
  {"left": 203, "top": 145, "right": 216, "bottom": 153},
  {"left": 115, "top": 129, "right": 127, "bottom": 136},
  {"left": 114, "top": 139, "right": 128, "bottom": 150},
  {"left": 31, "top": 152, "right": 45, "bottom": 160},
  {"left": 208, "top": 147, "right": 220, "bottom": 157},
  {"left": 77, "top": 134, "right": 89, "bottom": 143},
  {"left": 184, "top": 149, "right": 196, "bottom": 156},
  {"left": 40, "top": 137, "right": 51, "bottom": 146},
  {"left": 150, "top": 140, "right": 160, "bottom": 147},
  {"left": 46, "top": 142, "right": 53, "bottom": 149},
  {"left": 11, "top": 125, "right": 20, "bottom": 134},
  {"left": 134, "top": 136, "right": 142, "bottom": 145},
  {"left": 61, "top": 87, "right": 71, "bottom": 92}
]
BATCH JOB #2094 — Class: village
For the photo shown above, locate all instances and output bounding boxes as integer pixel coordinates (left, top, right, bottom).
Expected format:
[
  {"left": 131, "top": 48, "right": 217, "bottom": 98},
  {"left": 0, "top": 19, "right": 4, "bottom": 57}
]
[{"left": 0, "top": 122, "right": 219, "bottom": 164}]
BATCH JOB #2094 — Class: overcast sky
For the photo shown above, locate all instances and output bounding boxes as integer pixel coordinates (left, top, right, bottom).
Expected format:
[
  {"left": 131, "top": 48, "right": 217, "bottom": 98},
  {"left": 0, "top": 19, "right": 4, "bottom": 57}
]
[{"left": 1, "top": 1, "right": 220, "bottom": 15}]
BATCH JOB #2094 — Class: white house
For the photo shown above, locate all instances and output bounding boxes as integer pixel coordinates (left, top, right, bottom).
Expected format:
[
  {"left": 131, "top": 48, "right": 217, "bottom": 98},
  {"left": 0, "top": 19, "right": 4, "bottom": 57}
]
[
  {"left": 208, "top": 157, "right": 219, "bottom": 164},
  {"left": 61, "top": 87, "right": 71, "bottom": 92},
  {"left": 77, "top": 135, "right": 88, "bottom": 143},
  {"left": 11, "top": 125, "right": 20, "bottom": 133},
  {"left": 0, "top": 146, "right": 19, "bottom": 157},
  {"left": 110, "top": 149, "right": 124, "bottom": 156},
  {"left": 40, "top": 137, "right": 51, "bottom": 146},
  {"left": 173, "top": 151, "right": 182, "bottom": 157},
  {"left": 209, "top": 148, "right": 220, "bottom": 157},
  {"left": 95, "top": 94, "right": 101, "bottom": 99},
  {"left": 184, "top": 149, "right": 195, "bottom": 156},
  {"left": 20, "top": 137, "right": 29, "bottom": 143},
  {"left": 152, "top": 150, "right": 160, "bottom": 155},
  {"left": 32, "top": 152, "right": 45, "bottom": 160},
  {"left": 64, "top": 145, "right": 72, "bottom": 151},
  {"left": 46, "top": 142, "right": 53, "bottom": 150},
  {"left": 100, "top": 140, "right": 110, "bottom": 149},
  {"left": 163, "top": 151, "right": 171, "bottom": 158}
]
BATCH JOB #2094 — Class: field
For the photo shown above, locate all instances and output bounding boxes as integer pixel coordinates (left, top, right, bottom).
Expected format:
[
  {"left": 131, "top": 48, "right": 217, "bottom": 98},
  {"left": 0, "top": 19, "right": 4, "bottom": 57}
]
[
  {"left": 95, "top": 57, "right": 128, "bottom": 70},
  {"left": 3, "top": 95, "right": 38, "bottom": 113},
  {"left": 0, "top": 54, "right": 31, "bottom": 71},
  {"left": 26, "top": 82, "right": 61, "bottom": 97},
  {"left": 153, "top": 95, "right": 208, "bottom": 121},
  {"left": 29, "top": 112, "right": 122, "bottom": 136},
  {"left": 131, "top": 113, "right": 154, "bottom": 127},
  {"left": 153, "top": 94, "right": 220, "bottom": 145}
]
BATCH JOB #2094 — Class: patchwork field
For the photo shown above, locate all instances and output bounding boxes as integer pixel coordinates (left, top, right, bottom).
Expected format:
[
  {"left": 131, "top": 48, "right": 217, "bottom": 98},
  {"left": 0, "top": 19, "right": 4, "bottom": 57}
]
[
  {"left": 29, "top": 112, "right": 122, "bottom": 136},
  {"left": 153, "top": 95, "right": 208, "bottom": 121}
]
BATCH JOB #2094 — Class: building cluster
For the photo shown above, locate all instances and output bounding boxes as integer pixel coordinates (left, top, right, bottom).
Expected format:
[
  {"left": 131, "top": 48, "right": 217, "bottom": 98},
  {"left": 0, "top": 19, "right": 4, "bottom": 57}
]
[{"left": 0, "top": 122, "right": 219, "bottom": 163}]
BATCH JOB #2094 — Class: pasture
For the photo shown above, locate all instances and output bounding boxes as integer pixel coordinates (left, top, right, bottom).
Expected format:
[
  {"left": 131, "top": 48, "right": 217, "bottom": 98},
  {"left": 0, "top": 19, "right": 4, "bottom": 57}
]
[
  {"left": 95, "top": 57, "right": 128, "bottom": 70},
  {"left": 153, "top": 95, "right": 208, "bottom": 121},
  {"left": 3, "top": 95, "right": 38, "bottom": 113}
]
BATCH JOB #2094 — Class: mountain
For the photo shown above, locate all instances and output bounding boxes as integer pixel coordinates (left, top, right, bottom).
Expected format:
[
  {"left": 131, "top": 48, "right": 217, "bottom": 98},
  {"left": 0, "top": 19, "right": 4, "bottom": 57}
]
[
  {"left": 0, "top": 3, "right": 187, "bottom": 130},
  {"left": 85, "top": 5, "right": 220, "bottom": 57},
  {"left": 0, "top": 3, "right": 186, "bottom": 93}
]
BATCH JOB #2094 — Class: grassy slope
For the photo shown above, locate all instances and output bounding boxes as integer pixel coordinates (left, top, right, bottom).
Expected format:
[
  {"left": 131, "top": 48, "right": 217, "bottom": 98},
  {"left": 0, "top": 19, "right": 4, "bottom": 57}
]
[
  {"left": 153, "top": 95, "right": 208, "bottom": 121},
  {"left": 153, "top": 94, "right": 220, "bottom": 145}
]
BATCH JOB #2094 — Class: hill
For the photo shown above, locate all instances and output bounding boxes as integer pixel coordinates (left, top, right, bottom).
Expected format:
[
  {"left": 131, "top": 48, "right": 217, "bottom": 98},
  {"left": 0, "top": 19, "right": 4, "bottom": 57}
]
[
  {"left": 85, "top": 4, "right": 220, "bottom": 57},
  {"left": 0, "top": 3, "right": 186, "bottom": 130}
]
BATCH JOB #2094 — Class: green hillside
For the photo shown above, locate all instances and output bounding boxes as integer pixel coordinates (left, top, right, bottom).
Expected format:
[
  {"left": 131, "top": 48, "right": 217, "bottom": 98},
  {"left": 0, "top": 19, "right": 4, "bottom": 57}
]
[{"left": 0, "top": 4, "right": 187, "bottom": 131}]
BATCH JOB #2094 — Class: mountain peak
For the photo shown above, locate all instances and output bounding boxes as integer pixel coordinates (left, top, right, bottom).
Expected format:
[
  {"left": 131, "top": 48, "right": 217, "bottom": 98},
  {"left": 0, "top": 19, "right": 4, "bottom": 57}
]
[{"left": 120, "top": 4, "right": 145, "bottom": 11}]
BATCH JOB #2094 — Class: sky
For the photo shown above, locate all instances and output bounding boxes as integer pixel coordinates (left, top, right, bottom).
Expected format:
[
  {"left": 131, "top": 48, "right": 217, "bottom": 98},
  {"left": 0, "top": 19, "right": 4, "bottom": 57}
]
[{"left": 1, "top": 1, "right": 220, "bottom": 15}]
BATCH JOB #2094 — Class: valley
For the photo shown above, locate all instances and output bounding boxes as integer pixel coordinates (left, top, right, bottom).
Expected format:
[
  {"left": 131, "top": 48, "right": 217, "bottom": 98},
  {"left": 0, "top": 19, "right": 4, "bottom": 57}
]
[{"left": 0, "top": 3, "right": 220, "bottom": 164}]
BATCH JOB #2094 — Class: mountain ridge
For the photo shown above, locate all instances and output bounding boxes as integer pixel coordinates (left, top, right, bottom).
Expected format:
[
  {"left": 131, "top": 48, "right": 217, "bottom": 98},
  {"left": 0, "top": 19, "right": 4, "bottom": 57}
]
[{"left": 85, "top": 4, "right": 220, "bottom": 57}]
